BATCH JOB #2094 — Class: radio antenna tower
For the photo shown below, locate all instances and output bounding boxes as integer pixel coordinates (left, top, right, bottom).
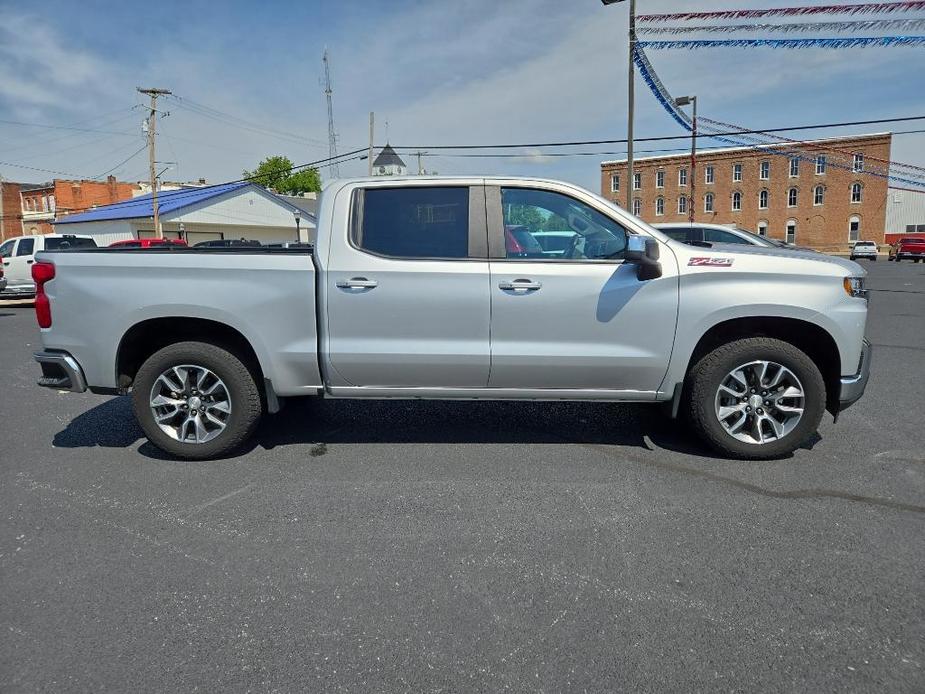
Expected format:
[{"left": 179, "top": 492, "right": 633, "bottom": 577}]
[{"left": 322, "top": 48, "right": 340, "bottom": 179}]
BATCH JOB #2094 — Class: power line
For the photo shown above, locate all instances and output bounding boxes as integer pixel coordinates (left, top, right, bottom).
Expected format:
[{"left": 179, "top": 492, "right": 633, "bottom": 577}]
[
  {"left": 390, "top": 114, "right": 925, "bottom": 150},
  {"left": 94, "top": 144, "right": 149, "bottom": 179}
]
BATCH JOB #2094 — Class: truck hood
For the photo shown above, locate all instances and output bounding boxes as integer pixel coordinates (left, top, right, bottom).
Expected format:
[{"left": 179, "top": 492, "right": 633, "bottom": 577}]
[{"left": 668, "top": 240, "right": 866, "bottom": 277}]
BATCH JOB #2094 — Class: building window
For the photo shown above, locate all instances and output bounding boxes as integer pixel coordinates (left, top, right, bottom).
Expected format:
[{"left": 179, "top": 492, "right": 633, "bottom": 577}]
[
  {"left": 760, "top": 160, "right": 770, "bottom": 180},
  {"left": 610, "top": 174, "right": 619, "bottom": 193},
  {"left": 633, "top": 172, "right": 641, "bottom": 190},
  {"left": 814, "top": 185, "right": 825, "bottom": 206},
  {"left": 732, "top": 191, "right": 742, "bottom": 211},
  {"left": 656, "top": 170, "right": 665, "bottom": 188},
  {"left": 849, "top": 215, "right": 861, "bottom": 242},
  {"left": 632, "top": 198, "right": 642, "bottom": 216},
  {"left": 757, "top": 220, "right": 768, "bottom": 236},
  {"left": 789, "top": 157, "right": 799, "bottom": 177},
  {"left": 733, "top": 163, "right": 742, "bottom": 182},
  {"left": 853, "top": 153, "right": 864, "bottom": 172},
  {"left": 786, "top": 220, "right": 797, "bottom": 244},
  {"left": 759, "top": 189, "right": 769, "bottom": 209},
  {"left": 705, "top": 165, "right": 714, "bottom": 184},
  {"left": 678, "top": 168, "right": 688, "bottom": 186},
  {"left": 788, "top": 187, "right": 798, "bottom": 207},
  {"left": 655, "top": 196, "right": 665, "bottom": 216},
  {"left": 704, "top": 193, "right": 714, "bottom": 213},
  {"left": 816, "top": 155, "right": 827, "bottom": 175},
  {"left": 851, "top": 182, "right": 863, "bottom": 203},
  {"left": 678, "top": 196, "right": 687, "bottom": 214}
]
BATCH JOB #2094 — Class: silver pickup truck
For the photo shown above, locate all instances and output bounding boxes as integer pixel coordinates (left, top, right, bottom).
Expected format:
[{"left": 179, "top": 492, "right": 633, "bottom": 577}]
[{"left": 33, "top": 176, "right": 871, "bottom": 460}]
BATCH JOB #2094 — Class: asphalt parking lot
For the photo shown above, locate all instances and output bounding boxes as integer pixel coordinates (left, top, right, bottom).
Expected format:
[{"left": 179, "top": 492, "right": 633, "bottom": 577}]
[{"left": 1, "top": 260, "right": 923, "bottom": 692}]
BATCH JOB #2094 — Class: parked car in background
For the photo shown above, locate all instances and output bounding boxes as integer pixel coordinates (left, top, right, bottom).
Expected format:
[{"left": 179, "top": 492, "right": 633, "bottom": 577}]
[
  {"left": 889, "top": 237, "right": 925, "bottom": 262},
  {"left": 0, "top": 234, "right": 97, "bottom": 297},
  {"left": 33, "top": 176, "right": 870, "bottom": 462},
  {"left": 849, "top": 240, "right": 879, "bottom": 261},
  {"left": 653, "top": 222, "right": 814, "bottom": 251},
  {"left": 109, "top": 238, "right": 188, "bottom": 248},
  {"left": 193, "top": 239, "right": 262, "bottom": 248},
  {"left": 0, "top": 264, "right": 7, "bottom": 294}
]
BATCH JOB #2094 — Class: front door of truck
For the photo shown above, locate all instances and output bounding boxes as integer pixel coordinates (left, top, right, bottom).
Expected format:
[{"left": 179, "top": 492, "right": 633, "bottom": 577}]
[
  {"left": 325, "top": 183, "right": 491, "bottom": 388},
  {"left": 486, "top": 184, "right": 679, "bottom": 393}
]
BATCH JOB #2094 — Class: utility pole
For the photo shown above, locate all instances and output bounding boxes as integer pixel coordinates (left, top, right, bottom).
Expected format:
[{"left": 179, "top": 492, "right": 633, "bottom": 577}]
[
  {"left": 601, "top": 0, "right": 635, "bottom": 211},
  {"left": 322, "top": 49, "right": 340, "bottom": 179},
  {"left": 137, "top": 87, "right": 171, "bottom": 238},
  {"left": 368, "top": 112, "right": 375, "bottom": 176},
  {"left": 415, "top": 151, "right": 427, "bottom": 175}
]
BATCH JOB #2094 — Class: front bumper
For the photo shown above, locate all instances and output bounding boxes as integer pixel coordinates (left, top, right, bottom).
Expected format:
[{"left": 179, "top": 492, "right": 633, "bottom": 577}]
[
  {"left": 838, "top": 339, "right": 872, "bottom": 412},
  {"left": 34, "top": 350, "right": 88, "bottom": 393}
]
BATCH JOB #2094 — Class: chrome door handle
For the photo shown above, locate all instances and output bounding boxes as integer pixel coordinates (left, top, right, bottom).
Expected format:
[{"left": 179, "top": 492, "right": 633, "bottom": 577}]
[
  {"left": 499, "top": 279, "right": 542, "bottom": 291},
  {"left": 336, "top": 277, "right": 378, "bottom": 289}
]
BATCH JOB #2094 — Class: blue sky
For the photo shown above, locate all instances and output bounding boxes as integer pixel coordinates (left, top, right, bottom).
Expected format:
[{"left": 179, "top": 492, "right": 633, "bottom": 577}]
[{"left": 1, "top": 0, "right": 924, "bottom": 192}]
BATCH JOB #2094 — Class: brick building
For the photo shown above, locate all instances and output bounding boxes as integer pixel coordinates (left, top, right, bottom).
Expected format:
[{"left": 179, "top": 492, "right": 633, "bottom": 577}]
[
  {"left": 600, "top": 133, "right": 891, "bottom": 251},
  {"left": 18, "top": 176, "right": 137, "bottom": 235},
  {"left": 0, "top": 180, "right": 23, "bottom": 241}
]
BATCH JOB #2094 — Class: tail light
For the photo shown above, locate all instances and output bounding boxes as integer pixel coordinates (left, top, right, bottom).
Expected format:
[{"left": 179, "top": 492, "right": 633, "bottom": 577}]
[{"left": 32, "top": 261, "right": 55, "bottom": 328}]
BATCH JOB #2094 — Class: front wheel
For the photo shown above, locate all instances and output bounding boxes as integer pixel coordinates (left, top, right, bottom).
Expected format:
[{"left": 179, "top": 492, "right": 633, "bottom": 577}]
[
  {"left": 686, "top": 338, "right": 826, "bottom": 459},
  {"left": 131, "top": 341, "right": 262, "bottom": 460}
]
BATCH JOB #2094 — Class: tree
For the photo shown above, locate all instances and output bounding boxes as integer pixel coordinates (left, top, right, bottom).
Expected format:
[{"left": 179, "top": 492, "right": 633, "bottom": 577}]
[{"left": 243, "top": 156, "right": 321, "bottom": 195}]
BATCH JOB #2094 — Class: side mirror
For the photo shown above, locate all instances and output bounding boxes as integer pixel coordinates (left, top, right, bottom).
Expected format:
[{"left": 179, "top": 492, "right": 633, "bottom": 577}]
[{"left": 625, "top": 236, "right": 662, "bottom": 280}]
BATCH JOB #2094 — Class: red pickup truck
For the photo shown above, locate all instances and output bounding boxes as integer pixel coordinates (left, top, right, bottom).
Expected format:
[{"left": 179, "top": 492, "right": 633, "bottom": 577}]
[{"left": 889, "top": 237, "right": 925, "bottom": 262}]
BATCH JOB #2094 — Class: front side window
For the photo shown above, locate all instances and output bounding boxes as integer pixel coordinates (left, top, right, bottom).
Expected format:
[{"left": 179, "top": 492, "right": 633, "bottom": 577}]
[
  {"left": 354, "top": 186, "right": 469, "bottom": 259},
  {"left": 759, "top": 190, "right": 769, "bottom": 209},
  {"left": 789, "top": 158, "right": 799, "bottom": 177},
  {"left": 732, "top": 191, "right": 742, "bottom": 211},
  {"left": 633, "top": 172, "right": 641, "bottom": 190},
  {"left": 704, "top": 193, "right": 714, "bottom": 213},
  {"left": 788, "top": 187, "right": 798, "bottom": 207},
  {"left": 656, "top": 170, "right": 665, "bottom": 188},
  {"left": 849, "top": 216, "right": 861, "bottom": 242},
  {"left": 611, "top": 174, "right": 620, "bottom": 193},
  {"left": 678, "top": 196, "right": 687, "bottom": 214},
  {"left": 786, "top": 221, "right": 797, "bottom": 244},
  {"left": 853, "top": 153, "right": 864, "bottom": 172},
  {"left": 814, "top": 185, "right": 825, "bottom": 205},
  {"left": 851, "top": 182, "right": 863, "bottom": 203},
  {"left": 733, "top": 163, "right": 742, "bottom": 181},
  {"left": 678, "top": 168, "right": 688, "bottom": 186},
  {"left": 705, "top": 166, "right": 714, "bottom": 184},
  {"left": 655, "top": 197, "right": 665, "bottom": 216},
  {"left": 0, "top": 240, "right": 15, "bottom": 258},
  {"left": 632, "top": 198, "right": 641, "bottom": 216},
  {"left": 501, "top": 187, "right": 627, "bottom": 261},
  {"left": 703, "top": 228, "right": 750, "bottom": 245},
  {"left": 760, "top": 160, "right": 770, "bottom": 180},
  {"left": 16, "top": 238, "right": 35, "bottom": 256},
  {"left": 816, "top": 155, "right": 827, "bottom": 174}
]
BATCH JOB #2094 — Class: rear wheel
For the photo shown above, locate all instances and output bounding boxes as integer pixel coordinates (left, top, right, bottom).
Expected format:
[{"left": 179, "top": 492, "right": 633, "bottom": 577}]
[
  {"left": 131, "top": 341, "right": 262, "bottom": 460},
  {"left": 686, "top": 338, "right": 826, "bottom": 459}
]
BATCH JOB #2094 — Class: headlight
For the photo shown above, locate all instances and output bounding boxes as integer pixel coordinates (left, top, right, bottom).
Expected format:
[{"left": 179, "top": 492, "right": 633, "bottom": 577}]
[{"left": 843, "top": 276, "right": 868, "bottom": 299}]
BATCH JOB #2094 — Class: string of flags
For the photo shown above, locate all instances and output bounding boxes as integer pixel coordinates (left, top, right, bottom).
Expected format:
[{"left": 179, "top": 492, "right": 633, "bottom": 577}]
[
  {"left": 637, "top": 2, "right": 925, "bottom": 22},
  {"left": 638, "top": 36, "right": 925, "bottom": 49},
  {"left": 635, "top": 18, "right": 925, "bottom": 34}
]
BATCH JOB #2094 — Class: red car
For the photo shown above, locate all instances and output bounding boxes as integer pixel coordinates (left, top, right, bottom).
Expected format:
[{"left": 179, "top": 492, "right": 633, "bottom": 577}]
[
  {"left": 889, "top": 237, "right": 925, "bottom": 262},
  {"left": 109, "top": 238, "right": 188, "bottom": 249}
]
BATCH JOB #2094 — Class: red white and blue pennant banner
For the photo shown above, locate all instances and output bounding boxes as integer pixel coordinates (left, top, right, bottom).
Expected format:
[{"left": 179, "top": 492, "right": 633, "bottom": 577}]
[
  {"left": 637, "top": 36, "right": 925, "bottom": 49},
  {"left": 636, "top": 18, "right": 925, "bottom": 34},
  {"left": 637, "top": 2, "right": 925, "bottom": 22}
]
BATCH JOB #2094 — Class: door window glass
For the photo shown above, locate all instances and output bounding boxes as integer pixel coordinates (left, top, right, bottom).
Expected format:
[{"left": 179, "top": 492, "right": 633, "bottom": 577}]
[
  {"left": 16, "top": 238, "right": 35, "bottom": 256},
  {"left": 702, "top": 228, "right": 751, "bottom": 245},
  {"left": 355, "top": 187, "right": 469, "bottom": 259},
  {"left": 501, "top": 188, "right": 627, "bottom": 260},
  {"left": 0, "top": 240, "right": 14, "bottom": 258}
]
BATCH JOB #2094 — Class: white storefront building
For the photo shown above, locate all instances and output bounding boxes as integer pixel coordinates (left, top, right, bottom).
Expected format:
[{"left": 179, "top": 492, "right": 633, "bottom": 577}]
[{"left": 54, "top": 182, "right": 315, "bottom": 245}]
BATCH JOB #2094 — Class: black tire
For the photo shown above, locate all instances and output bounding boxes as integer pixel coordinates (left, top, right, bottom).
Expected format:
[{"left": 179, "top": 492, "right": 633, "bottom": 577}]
[
  {"left": 131, "top": 341, "right": 262, "bottom": 460},
  {"left": 686, "top": 337, "right": 826, "bottom": 460}
]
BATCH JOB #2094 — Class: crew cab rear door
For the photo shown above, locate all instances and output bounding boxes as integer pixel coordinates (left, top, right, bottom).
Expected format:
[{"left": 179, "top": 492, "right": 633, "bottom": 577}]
[
  {"left": 485, "top": 183, "right": 679, "bottom": 393},
  {"left": 324, "top": 182, "right": 491, "bottom": 388}
]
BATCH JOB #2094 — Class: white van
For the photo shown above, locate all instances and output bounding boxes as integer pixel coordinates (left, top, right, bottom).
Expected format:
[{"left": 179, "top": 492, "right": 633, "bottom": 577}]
[{"left": 0, "top": 234, "right": 97, "bottom": 296}]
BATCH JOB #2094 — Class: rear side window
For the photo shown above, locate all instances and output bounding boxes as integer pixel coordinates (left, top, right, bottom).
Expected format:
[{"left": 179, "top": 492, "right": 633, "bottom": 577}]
[
  {"left": 45, "top": 237, "right": 97, "bottom": 250},
  {"left": 16, "top": 238, "right": 35, "bottom": 256},
  {"left": 354, "top": 187, "right": 469, "bottom": 259}
]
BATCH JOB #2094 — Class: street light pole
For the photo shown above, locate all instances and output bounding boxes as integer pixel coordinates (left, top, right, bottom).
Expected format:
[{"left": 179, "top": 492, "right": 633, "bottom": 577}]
[
  {"left": 294, "top": 212, "right": 301, "bottom": 243},
  {"left": 675, "top": 95, "right": 697, "bottom": 224},
  {"left": 601, "top": 0, "right": 635, "bottom": 211}
]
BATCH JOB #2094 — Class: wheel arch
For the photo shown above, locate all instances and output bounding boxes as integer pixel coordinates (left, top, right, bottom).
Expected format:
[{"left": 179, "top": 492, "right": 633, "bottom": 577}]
[{"left": 681, "top": 316, "right": 842, "bottom": 415}]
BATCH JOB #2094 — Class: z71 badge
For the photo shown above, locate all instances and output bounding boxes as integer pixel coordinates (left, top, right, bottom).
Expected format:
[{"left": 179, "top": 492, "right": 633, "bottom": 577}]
[{"left": 688, "top": 257, "right": 734, "bottom": 267}]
